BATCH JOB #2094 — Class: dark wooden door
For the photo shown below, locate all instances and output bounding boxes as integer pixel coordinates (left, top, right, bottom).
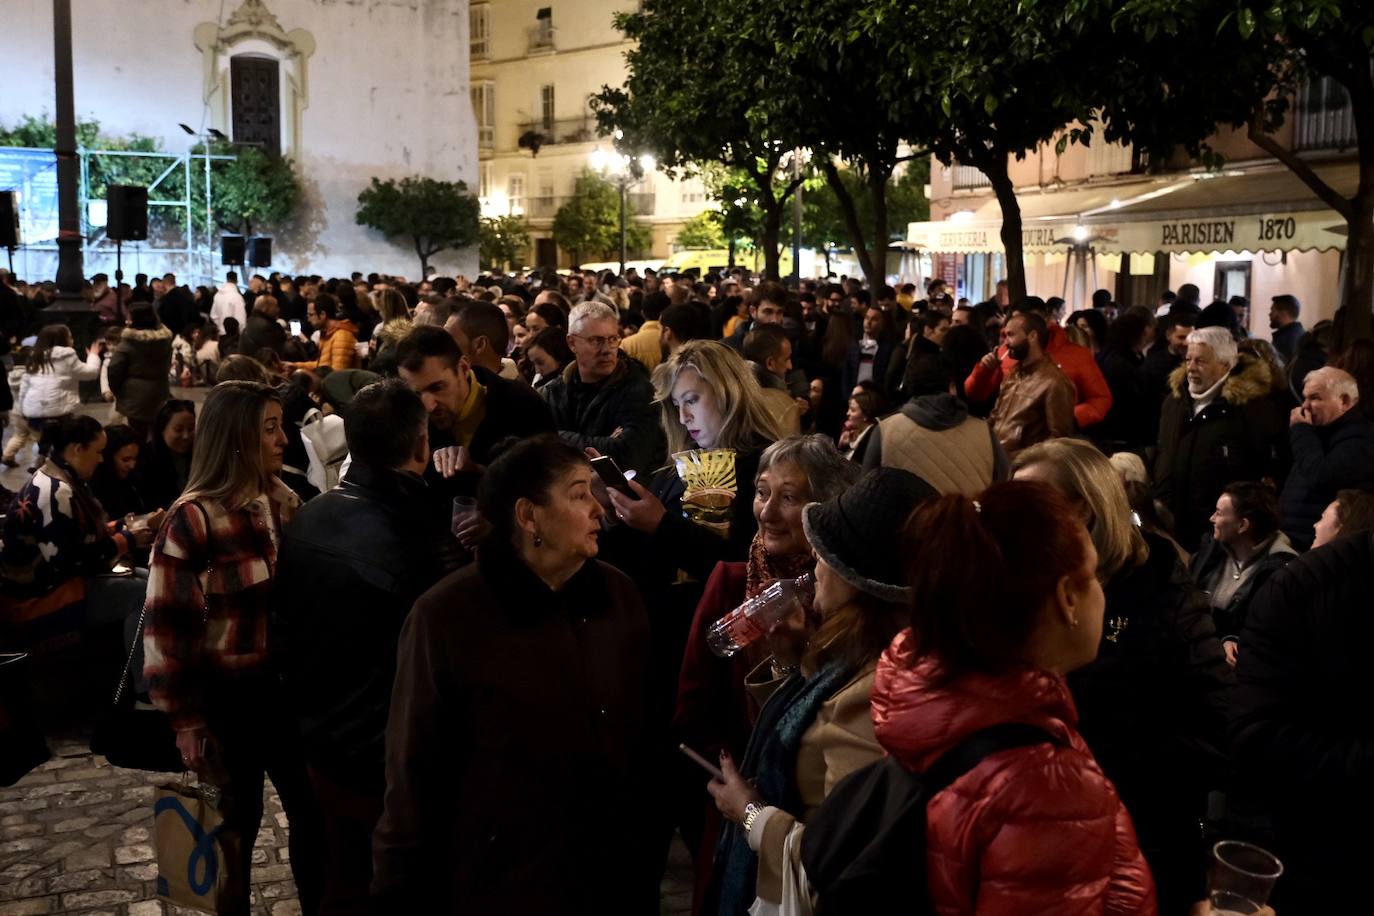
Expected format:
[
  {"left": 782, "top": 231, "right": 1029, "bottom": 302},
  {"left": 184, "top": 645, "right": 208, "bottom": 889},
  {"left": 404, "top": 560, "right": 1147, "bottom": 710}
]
[
  {"left": 231, "top": 56, "right": 281, "bottom": 154},
  {"left": 536, "top": 237, "right": 557, "bottom": 268}
]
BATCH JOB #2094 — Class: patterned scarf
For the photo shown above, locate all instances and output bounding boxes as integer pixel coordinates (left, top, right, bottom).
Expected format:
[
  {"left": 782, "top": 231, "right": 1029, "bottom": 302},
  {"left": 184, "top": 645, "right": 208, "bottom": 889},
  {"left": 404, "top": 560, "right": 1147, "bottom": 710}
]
[{"left": 744, "top": 531, "right": 816, "bottom": 600}]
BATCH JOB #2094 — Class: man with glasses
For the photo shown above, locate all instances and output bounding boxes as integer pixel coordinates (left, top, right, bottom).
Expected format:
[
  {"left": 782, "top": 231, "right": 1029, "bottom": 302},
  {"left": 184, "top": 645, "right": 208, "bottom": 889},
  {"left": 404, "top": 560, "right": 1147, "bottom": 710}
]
[{"left": 543, "top": 302, "right": 666, "bottom": 475}]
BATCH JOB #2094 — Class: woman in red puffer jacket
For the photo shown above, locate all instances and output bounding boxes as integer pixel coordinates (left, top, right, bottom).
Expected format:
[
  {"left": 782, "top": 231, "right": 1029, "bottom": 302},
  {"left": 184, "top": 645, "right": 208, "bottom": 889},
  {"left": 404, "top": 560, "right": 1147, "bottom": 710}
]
[{"left": 873, "top": 480, "right": 1156, "bottom": 916}]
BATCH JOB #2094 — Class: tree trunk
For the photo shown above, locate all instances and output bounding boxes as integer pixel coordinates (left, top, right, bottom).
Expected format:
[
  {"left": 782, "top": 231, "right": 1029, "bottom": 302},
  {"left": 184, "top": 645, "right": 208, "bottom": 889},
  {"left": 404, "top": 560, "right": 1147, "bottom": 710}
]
[
  {"left": 728, "top": 236, "right": 737, "bottom": 268},
  {"left": 823, "top": 247, "right": 832, "bottom": 277},
  {"left": 823, "top": 162, "right": 876, "bottom": 289},
  {"left": 981, "top": 154, "right": 1027, "bottom": 304},
  {"left": 415, "top": 237, "right": 430, "bottom": 279},
  {"left": 869, "top": 171, "right": 889, "bottom": 290},
  {"left": 760, "top": 202, "right": 782, "bottom": 280},
  {"left": 1340, "top": 177, "right": 1374, "bottom": 347}
]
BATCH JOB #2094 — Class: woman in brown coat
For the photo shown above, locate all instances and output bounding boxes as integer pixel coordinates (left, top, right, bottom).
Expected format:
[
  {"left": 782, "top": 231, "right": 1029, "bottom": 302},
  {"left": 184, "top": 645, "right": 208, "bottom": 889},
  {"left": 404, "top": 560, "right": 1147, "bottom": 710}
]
[{"left": 372, "top": 435, "right": 655, "bottom": 914}]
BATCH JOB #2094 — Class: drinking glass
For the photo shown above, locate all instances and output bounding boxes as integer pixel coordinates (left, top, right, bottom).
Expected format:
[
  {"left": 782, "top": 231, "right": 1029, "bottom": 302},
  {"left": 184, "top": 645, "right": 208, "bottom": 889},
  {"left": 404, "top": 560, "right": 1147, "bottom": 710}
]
[
  {"left": 1207, "top": 840, "right": 1282, "bottom": 915},
  {"left": 451, "top": 496, "right": 478, "bottom": 536}
]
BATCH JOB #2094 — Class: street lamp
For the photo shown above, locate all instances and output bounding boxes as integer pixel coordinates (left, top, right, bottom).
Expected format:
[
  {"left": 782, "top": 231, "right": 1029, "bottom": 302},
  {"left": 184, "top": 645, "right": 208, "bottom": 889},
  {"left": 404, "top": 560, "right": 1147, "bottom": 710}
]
[{"left": 591, "top": 146, "right": 655, "bottom": 275}]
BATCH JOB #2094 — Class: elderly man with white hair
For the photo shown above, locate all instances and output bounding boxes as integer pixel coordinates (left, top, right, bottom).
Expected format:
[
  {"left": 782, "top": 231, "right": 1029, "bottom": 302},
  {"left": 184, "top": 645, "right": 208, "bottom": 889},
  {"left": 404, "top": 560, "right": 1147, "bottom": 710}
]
[
  {"left": 541, "top": 301, "right": 666, "bottom": 475},
  {"left": 1278, "top": 366, "right": 1374, "bottom": 550},
  {"left": 1154, "top": 325, "right": 1286, "bottom": 550}
]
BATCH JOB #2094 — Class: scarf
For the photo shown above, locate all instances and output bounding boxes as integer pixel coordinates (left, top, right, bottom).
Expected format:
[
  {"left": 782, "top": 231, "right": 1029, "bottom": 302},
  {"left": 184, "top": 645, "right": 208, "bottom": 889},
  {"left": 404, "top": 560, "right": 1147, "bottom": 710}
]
[
  {"left": 744, "top": 531, "right": 816, "bottom": 600},
  {"left": 710, "top": 658, "right": 859, "bottom": 915}
]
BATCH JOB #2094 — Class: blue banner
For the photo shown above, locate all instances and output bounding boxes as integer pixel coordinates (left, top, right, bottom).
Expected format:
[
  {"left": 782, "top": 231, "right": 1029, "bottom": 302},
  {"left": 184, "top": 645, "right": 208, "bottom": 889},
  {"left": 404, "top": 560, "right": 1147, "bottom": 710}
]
[{"left": 0, "top": 149, "right": 59, "bottom": 246}]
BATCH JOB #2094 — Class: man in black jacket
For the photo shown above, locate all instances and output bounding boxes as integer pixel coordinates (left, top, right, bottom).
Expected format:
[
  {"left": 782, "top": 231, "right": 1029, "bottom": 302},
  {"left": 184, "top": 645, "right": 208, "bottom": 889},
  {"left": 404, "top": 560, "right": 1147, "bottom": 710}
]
[
  {"left": 396, "top": 325, "right": 555, "bottom": 506},
  {"left": 1231, "top": 532, "right": 1374, "bottom": 912},
  {"left": 542, "top": 301, "right": 665, "bottom": 476},
  {"left": 154, "top": 272, "right": 197, "bottom": 333},
  {"left": 275, "top": 379, "right": 459, "bottom": 914},
  {"left": 1278, "top": 367, "right": 1374, "bottom": 550}
]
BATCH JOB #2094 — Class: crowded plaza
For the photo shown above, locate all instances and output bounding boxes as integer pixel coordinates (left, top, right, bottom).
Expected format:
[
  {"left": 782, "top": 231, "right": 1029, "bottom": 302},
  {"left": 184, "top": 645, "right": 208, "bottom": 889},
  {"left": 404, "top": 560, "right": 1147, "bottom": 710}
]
[{"left": 5, "top": 0, "right": 1374, "bottom": 915}]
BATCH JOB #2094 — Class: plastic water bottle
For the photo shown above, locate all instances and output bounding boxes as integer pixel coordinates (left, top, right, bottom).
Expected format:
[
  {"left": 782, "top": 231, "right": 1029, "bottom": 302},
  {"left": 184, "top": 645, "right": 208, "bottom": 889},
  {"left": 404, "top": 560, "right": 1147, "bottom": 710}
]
[{"left": 707, "top": 573, "right": 814, "bottom": 658}]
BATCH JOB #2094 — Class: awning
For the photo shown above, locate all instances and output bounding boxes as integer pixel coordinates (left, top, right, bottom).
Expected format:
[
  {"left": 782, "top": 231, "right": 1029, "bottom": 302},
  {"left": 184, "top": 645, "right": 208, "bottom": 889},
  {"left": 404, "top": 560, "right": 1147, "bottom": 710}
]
[{"left": 908, "top": 161, "right": 1357, "bottom": 256}]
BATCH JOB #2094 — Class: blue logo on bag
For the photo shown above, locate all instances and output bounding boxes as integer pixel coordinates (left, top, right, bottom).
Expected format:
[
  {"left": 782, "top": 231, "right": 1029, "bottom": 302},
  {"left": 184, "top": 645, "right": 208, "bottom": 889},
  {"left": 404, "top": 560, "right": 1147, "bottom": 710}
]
[{"left": 154, "top": 796, "right": 223, "bottom": 896}]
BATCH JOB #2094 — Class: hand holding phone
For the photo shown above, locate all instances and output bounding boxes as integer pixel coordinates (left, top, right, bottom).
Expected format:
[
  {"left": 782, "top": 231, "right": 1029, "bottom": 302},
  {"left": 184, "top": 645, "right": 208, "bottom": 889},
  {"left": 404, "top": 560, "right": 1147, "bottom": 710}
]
[{"left": 591, "top": 455, "right": 639, "bottom": 500}]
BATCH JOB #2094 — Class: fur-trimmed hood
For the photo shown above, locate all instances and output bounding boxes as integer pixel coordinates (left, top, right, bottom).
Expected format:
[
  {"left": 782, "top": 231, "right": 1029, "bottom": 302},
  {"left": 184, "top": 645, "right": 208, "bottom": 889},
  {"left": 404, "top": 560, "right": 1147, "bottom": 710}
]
[
  {"left": 117, "top": 325, "right": 173, "bottom": 343},
  {"left": 376, "top": 317, "right": 413, "bottom": 348},
  {"left": 1168, "top": 350, "right": 1272, "bottom": 406}
]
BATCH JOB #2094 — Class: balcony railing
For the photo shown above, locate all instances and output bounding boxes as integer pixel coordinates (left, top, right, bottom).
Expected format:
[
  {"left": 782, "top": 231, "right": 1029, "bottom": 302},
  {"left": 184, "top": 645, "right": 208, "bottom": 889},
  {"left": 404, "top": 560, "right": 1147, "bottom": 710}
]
[
  {"left": 527, "top": 24, "right": 556, "bottom": 53},
  {"left": 478, "top": 126, "right": 494, "bottom": 150},
  {"left": 517, "top": 116, "right": 596, "bottom": 148},
  {"left": 526, "top": 192, "right": 656, "bottom": 220},
  {"left": 952, "top": 164, "right": 990, "bottom": 190},
  {"left": 1296, "top": 76, "right": 1357, "bottom": 152}
]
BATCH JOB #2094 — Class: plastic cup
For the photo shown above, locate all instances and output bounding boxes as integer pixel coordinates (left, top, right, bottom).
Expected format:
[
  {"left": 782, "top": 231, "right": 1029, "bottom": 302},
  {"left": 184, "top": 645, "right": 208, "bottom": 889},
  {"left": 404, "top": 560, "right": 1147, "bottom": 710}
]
[
  {"left": 1207, "top": 840, "right": 1282, "bottom": 915},
  {"left": 451, "top": 496, "right": 478, "bottom": 536}
]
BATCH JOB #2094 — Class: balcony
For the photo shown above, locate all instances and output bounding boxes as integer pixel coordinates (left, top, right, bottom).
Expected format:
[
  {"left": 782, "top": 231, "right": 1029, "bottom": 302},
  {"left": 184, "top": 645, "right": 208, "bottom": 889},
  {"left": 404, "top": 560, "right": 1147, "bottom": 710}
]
[
  {"left": 1295, "top": 76, "right": 1357, "bottom": 152},
  {"left": 527, "top": 24, "right": 556, "bottom": 53},
  {"left": 526, "top": 192, "right": 657, "bottom": 220},
  {"left": 516, "top": 116, "right": 596, "bottom": 149},
  {"left": 478, "top": 126, "right": 494, "bottom": 151},
  {"left": 952, "top": 164, "right": 990, "bottom": 190}
]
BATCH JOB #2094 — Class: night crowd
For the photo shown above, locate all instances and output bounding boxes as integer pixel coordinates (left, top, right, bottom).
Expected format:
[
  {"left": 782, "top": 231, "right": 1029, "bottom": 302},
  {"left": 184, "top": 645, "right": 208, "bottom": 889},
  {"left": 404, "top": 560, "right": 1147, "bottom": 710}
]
[{"left": 1, "top": 261, "right": 1370, "bottom": 915}]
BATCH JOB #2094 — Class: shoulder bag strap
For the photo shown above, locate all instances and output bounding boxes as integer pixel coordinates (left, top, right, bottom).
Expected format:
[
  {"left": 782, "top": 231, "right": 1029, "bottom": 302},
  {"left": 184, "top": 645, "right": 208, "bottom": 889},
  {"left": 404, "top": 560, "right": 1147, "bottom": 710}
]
[{"left": 921, "top": 722, "right": 1056, "bottom": 800}]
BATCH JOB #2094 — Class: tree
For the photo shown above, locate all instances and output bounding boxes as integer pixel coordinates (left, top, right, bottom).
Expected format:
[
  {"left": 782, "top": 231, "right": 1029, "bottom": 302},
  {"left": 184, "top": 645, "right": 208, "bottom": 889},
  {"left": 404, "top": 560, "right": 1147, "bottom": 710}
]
[
  {"left": 796, "top": 162, "right": 930, "bottom": 277},
  {"left": 479, "top": 215, "right": 531, "bottom": 271},
  {"left": 356, "top": 176, "right": 480, "bottom": 277},
  {"left": 552, "top": 169, "right": 652, "bottom": 265},
  {"left": 1067, "top": 0, "right": 1374, "bottom": 343},
  {"left": 675, "top": 211, "right": 726, "bottom": 250},
  {"left": 593, "top": 0, "right": 805, "bottom": 278},
  {"left": 191, "top": 144, "right": 300, "bottom": 237}
]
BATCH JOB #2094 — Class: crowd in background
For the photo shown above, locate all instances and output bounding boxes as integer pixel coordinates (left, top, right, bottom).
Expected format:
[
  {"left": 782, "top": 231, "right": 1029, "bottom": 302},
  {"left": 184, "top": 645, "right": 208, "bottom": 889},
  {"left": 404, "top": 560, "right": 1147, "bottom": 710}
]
[{"left": 1, "top": 258, "right": 1370, "bottom": 915}]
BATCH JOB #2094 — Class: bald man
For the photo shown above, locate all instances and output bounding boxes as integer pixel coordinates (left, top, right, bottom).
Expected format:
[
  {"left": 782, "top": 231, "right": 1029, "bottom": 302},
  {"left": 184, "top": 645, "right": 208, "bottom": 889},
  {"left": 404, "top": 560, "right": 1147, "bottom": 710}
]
[{"left": 1279, "top": 367, "right": 1374, "bottom": 549}]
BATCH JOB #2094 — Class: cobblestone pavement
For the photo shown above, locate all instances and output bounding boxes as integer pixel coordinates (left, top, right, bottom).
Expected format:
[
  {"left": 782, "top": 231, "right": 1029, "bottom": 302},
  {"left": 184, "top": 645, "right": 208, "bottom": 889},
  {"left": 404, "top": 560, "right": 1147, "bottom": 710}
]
[{"left": 1, "top": 742, "right": 695, "bottom": 915}]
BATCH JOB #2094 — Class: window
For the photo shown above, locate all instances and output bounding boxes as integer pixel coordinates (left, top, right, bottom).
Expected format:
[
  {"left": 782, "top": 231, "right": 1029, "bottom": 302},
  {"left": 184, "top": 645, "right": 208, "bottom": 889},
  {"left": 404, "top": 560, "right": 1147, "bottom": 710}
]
[
  {"left": 470, "top": 5, "right": 490, "bottom": 60},
  {"left": 530, "top": 7, "right": 555, "bottom": 50},
  {"left": 1214, "top": 260, "right": 1251, "bottom": 304},
  {"left": 230, "top": 55, "right": 281, "bottom": 154},
  {"left": 470, "top": 81, "right": 495, "bottom": 148},
  {"left": 479, "top": 162, "right": 493, "bottom": 200},
  {"left": 540, "top": 85, "right": 555, "bottom": 132},
  {"left": 507, "top": 174, "right": 526, "bottom": 216}
]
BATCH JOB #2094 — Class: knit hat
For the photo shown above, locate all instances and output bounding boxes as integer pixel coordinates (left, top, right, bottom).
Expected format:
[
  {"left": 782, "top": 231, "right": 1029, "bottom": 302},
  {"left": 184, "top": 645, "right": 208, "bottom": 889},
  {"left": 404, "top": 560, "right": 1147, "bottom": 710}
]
[{"left": 801, "top": 468, "right": 938, "bottom": 603}]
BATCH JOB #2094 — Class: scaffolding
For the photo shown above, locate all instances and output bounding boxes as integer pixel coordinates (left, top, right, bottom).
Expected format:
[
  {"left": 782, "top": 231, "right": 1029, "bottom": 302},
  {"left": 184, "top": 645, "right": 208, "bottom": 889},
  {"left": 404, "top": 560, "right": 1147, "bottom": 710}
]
[{"left": 0, "top": 145, "right": 235, "bottom": 285}]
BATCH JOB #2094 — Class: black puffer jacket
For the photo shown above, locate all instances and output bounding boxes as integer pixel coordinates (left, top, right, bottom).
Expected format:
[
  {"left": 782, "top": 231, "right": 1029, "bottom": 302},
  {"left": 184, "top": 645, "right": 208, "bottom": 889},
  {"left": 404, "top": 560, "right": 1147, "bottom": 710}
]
[
  {"left": 1153, "top": 353, "right": 1286, "bottom": 551},
  {"left": 274, "top": 461, "right": 458, "bottom": 793},
  {"left": 542, "top": 353, "right": 665, "bottom": 476},
  {"left": 106, "top": 325, "right": 172, "bottom": 423},
  {"left": 1231, "top": 532, "right": 1374, "bottom": 912},
  {"left": 1069, "top": 530, "right": 1232, "bottom": 912},
  {"left": 1278, "top": 409, "right": 1374, "bottom": 550}
]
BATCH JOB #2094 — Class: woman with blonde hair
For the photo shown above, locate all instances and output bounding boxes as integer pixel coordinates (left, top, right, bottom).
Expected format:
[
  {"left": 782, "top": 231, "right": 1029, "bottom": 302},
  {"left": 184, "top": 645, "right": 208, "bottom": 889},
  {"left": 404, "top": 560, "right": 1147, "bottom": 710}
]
[
  {"left": 369, "top": 286, "right": 414, "bottom": 375},
  {"left": 1013, "top": 437, "right": 1230, "bottom": 912},
  {"left": 142, "top": 381, "right": 323, "bottom": 912}
]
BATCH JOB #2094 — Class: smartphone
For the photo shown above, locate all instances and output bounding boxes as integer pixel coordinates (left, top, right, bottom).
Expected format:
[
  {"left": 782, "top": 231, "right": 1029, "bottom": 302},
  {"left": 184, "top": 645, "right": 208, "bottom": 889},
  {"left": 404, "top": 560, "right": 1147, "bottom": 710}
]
[
  {"left": 591, "top": 455, "right": 639, "bottom": 500},
  {"left": 679, "top": 743, "right": 724, "bottom": 781},
  {"left": 289, "top": 320, "right": 302, "bottom": 337}
]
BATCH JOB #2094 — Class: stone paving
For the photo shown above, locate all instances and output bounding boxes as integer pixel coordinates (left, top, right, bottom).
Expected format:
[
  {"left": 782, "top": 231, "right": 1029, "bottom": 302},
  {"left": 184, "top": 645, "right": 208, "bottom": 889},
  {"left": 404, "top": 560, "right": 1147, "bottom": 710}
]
[{"left": 1, "top": 741, "right": 695, "bottom": 915}]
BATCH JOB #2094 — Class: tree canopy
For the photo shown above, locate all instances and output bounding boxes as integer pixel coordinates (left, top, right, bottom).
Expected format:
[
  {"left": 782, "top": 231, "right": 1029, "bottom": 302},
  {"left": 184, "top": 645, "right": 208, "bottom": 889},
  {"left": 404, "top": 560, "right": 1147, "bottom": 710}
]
[
  {"left": 356, "top": 176, "right": 479, "bottom": 277},
  {"left": 479, "top": 215, "right": 531, "bottom": 272},
  {"left": 552, "top": 169, "right": 652, "bottom": 265}
]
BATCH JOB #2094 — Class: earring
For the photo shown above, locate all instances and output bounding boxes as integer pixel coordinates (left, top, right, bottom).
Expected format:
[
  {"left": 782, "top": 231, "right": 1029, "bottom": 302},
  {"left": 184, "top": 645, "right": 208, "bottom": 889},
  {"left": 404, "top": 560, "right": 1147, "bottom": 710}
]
[{"left": 534, "top": 533, "right": 543, "bottom": 547}]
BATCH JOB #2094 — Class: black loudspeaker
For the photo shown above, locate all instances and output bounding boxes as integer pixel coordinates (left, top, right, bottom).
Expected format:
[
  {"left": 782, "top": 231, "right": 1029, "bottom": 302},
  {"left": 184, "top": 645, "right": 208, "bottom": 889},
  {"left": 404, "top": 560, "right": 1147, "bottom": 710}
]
[
  {"left": 221, "top": 235, "right": 245, "bottom": 265},
  {"left": 247, "top": 236, "right": 272, "bottom": 267},
  {"left": 0, "top": 191, "right": 19, "bottom": 248},
  {"left": 106, "top": 185, "right": 148, "bottom": 241}
]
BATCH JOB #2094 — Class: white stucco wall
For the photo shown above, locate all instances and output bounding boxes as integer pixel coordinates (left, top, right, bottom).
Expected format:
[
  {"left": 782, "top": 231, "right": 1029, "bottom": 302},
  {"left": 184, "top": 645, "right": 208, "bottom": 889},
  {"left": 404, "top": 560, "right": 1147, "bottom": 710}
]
[{"left": 1, "top": 0, "right": 477, "bottom": 283}]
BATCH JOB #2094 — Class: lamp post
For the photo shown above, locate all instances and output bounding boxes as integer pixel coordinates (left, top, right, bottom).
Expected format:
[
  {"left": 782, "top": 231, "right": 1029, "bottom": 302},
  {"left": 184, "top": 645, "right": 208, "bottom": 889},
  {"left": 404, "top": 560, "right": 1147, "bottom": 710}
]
[{"left": 591, "top": 146, "right": 655, "bottom": 275}]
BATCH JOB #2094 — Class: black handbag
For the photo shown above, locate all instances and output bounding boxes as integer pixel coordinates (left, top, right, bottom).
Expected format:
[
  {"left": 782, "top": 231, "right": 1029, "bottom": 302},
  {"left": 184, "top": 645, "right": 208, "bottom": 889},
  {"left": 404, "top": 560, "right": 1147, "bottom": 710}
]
[
  {"left": 0, "top": 652, "right": 51, "bottom": 787},
  {"left": 89, "top": 604, "right": 183, "bottom": 772}
]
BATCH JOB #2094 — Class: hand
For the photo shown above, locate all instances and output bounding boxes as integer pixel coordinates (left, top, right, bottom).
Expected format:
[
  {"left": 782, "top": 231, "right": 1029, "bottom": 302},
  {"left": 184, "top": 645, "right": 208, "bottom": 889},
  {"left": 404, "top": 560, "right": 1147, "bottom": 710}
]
[
  {"left": 763, "top": 601, "right": 811, "bottom": 670},
  {"left": 794, "top": 397, "right": 810, "bottom": 416},
  {"left": 1223, "top": 640, "right": 1239, "bottom": 667},
  {"left": 607, "top": 478, "right": 667, "bottom": 533},
  {"left": 706, "top": 751, "right": 764, "bottom": 824},
  {"left": 433, "top": 445, "right": 481, "bottom": 479},
  {"left": 1289, "top": 405, "right": 1311, "bottom": 427},
  {"left": 454, "top": 512, "right": 492, "bottom": 550},
  {"left": 979, "top": 351, "right": 1000, "bottom": 369},
  {"left": 102, "top": 390, "right": 115, "bottom": 402},
  {"left": 611, "top": 426, "right": 625, "bottom": 439},
  {"left": 176, "top": 728, "right": 210, "bottom": 772}
]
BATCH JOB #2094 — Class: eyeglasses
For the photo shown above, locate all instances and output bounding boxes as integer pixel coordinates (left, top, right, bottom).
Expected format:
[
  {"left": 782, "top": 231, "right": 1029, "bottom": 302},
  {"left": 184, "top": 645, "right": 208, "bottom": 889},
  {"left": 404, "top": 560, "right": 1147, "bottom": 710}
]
[{"left": 571, "top": 333, "right": 622, "bottom": 351}]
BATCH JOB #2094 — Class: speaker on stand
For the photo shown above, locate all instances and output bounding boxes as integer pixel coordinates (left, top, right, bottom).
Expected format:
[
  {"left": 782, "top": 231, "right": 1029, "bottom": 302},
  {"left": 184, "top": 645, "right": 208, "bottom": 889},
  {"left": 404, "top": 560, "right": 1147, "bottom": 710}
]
[
  {"left": 0, "top": 191, "right": 20, "bottom": 276},
  {"left": 106, "top": 185, "right": 149, "bottom": 295},
  {"left": 221, "top": 235, "right": 245, "bottom": 266},
  {"left": 247, "top": 237, "right": 272, "bottom": 268}
]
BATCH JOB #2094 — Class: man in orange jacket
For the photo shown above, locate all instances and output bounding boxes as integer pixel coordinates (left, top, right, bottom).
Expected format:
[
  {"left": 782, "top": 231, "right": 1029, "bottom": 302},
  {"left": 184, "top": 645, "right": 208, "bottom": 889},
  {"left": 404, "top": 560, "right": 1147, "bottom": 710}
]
[
  {"left": 963, "top": 296, "right": 1112, "bottom": 430},
  {"left": 287, "top": 293, "right": 361, "bottom": 372}
]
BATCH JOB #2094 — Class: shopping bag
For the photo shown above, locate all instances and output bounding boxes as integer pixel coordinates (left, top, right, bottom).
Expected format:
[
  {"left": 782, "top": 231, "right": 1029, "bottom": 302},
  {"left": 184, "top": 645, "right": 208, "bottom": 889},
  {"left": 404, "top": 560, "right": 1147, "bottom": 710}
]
[{"left": 154, "top": 780, "right": 246, "bottom": 914}]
